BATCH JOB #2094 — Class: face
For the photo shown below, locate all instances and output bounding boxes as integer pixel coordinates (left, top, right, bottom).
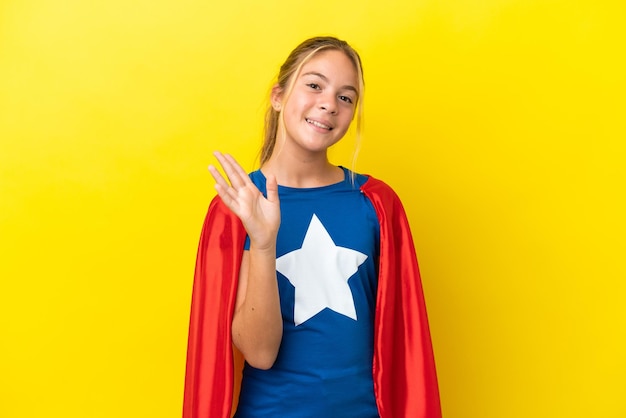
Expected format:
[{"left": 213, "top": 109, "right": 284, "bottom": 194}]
[{"left": 273, "top": 49, "right": 359, "bottom": 157}]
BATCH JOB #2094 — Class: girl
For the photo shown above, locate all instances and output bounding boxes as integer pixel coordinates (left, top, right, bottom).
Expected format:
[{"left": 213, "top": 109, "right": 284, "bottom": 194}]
[{"left": 183, "top": 36, "right": 441, "bottom": 418}]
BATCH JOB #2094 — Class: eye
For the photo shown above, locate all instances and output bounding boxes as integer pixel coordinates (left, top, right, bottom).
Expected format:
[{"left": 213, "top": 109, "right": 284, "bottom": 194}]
[
  {"left": 339, "top": 95, "right": 354, "bottom": 104},
  {"left": 306, "top": 83, "right": 321, "bottom": 90}
]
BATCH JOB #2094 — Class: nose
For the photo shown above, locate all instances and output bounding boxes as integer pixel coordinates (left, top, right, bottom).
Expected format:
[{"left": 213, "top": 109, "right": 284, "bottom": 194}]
[{"left": 319, "top": 93, "right": 338, "bottom": 114}]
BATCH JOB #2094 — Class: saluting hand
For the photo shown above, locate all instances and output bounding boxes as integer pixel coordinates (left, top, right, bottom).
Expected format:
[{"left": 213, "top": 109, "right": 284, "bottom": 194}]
[{"left": 208, "top": 151, "right": 280, "bottom": 250}]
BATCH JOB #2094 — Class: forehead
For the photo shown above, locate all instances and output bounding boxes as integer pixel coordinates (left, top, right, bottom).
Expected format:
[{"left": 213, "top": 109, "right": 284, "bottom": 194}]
[{"left": 299, "top": 49, "right": 359, "bottom": 89}]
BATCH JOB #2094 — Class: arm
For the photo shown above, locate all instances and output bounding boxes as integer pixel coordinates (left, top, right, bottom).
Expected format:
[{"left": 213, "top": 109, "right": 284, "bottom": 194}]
[
  {"left": 232, "top": 248, "right": 282, "bottom": 369},
  {"left": 208, "top": 152, "right": 282, "bottom": 369}
]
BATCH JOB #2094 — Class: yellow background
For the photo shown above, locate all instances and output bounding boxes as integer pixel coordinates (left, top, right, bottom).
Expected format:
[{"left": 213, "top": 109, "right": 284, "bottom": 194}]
[{"left": 1, "top": 0, "right": 624, "bottom": 417}]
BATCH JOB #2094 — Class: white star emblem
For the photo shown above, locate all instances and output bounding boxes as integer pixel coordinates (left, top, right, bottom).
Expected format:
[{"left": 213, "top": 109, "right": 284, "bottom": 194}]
[{"left": 276, "top": 214, "right": 368, "bottom": 326}]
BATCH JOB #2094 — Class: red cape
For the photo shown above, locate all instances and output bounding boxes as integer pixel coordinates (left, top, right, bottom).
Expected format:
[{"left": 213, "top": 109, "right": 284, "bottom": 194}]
[{"left": 183, "top": 176, "right": 441, "bottom": 418}]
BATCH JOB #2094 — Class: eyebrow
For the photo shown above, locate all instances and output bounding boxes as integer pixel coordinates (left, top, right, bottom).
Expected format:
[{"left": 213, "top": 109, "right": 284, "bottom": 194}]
[{"left": 302, "top": 71, "right": 359, "bottom": 95}]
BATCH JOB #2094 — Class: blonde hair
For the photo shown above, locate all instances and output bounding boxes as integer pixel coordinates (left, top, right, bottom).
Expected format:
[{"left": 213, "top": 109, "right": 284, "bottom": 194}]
[{"left": 260, "top": 36, "right": 365, "bottom": 170}]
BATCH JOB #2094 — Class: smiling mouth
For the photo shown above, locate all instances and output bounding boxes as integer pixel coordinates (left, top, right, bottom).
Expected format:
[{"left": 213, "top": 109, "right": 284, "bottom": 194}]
[{"left": 306, "top": 118, "right": 333, "bottom": 130}]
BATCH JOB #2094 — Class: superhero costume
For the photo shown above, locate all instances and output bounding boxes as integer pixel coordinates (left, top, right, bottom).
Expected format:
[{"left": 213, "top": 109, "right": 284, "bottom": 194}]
[{"left": 183, "top": 175, "right": 441, "bottom": 418}]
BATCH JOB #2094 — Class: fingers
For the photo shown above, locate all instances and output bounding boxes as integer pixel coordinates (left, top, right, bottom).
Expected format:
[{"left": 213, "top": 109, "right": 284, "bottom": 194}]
[
  {"left": 207, "top": 164, "right": 230, "bottom": 190},
  {"left": 265, "top": 173, "right": 279, "bottom": 204},
  {"left": 207, "top": 152, "right": 281, "bottom": 240},
  {"left": 208, "top": 151, "right": 259, "bottom": 212},
  {"left": 212, "top": 151, "right": 249, "bottom": 189}
]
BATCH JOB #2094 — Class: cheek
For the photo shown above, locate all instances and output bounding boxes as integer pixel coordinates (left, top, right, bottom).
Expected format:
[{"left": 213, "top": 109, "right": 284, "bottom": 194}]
[
  {"left": 341, "top": 111, "right": 356, "bottom": 128},
  {"left": 333, "top": 121, "right": 352, "bottom": 139},
  {"left": 283, "top": 97, "right": 307, "bottom": 118}
]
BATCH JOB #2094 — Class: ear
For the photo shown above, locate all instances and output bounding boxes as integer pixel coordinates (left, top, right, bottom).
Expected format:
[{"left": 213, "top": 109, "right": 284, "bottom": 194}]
[{"left": 270, "top": 84, "right": 283, "bottom": 112}]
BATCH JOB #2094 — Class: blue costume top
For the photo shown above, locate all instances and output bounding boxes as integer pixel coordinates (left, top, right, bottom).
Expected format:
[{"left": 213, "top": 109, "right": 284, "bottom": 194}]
[{"left": 234, "top": 167, "right": 381, "bottom": 418}]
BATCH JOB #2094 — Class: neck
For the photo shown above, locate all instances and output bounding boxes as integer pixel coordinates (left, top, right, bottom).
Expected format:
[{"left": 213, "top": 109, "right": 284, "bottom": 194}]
[{"left": 262, "top": 152, "right": 343, "bottom": 188}]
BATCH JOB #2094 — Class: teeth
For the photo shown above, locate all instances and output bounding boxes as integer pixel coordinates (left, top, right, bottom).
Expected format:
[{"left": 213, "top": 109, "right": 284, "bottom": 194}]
[{"left": 307, "top": 119, "right": 331, "bottom": 130}]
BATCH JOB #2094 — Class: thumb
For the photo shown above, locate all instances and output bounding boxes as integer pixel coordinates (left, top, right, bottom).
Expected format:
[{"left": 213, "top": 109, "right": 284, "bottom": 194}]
[{"left": 265, "top": 174, "right": 279, "bottom": 203}]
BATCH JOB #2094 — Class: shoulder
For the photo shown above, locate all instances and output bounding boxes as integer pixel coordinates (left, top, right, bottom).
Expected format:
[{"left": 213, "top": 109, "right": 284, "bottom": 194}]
[
  {"left": 344, "top": 167, "right": 396, "bottom": 199},
  {"left": 361, "top": 175, "right": 401, "bottom": 202},
  {"left": 200, "top": 195, "right": 246, "bottom": 249},
  {"left": 247, "top": 169, "right": 266, "bottom": 191},
  {"left": 360, "top": 175, "right": 412, "bottom": 224},
  {"left": 207, "top": 193, "right": 231, "bottom": 215},
  {"left": 205, "top": 194, "right": 242, "bottom": 227}
]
